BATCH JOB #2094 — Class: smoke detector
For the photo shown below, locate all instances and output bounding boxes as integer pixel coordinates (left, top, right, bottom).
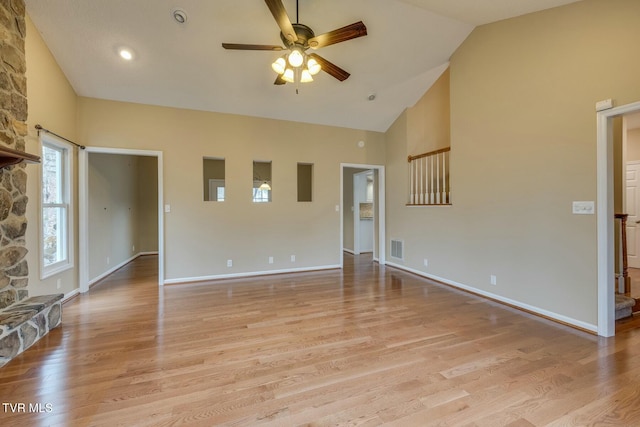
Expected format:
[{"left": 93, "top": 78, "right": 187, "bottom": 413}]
[{"left": 172, "top": 9, "right": 188, "bottom": 24}]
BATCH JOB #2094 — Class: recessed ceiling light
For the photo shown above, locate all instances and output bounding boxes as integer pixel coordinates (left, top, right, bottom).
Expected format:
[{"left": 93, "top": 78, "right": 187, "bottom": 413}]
[
  {"left": 119, "top": 48, "right": 134, "bottom": 61},
  {"left": 172, "top": 9, "right": 188, "bottom": 24}
]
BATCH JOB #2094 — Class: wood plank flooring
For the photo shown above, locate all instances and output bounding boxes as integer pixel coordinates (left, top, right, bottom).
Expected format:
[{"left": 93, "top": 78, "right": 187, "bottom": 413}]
[{"left": 2, "top": 254, "right": 640, "bottom": 426}]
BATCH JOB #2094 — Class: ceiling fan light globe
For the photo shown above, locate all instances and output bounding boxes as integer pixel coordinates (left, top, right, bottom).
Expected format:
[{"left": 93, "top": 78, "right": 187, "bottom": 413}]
[
  {"left": 307, "top": 58, "right": 321, "bottom": 75},
  {"left": 288, "top": 49, "right": 304, "bottom": 67},
  {"left": 271, "top": 57, "right": 286, "bottom": 74},
  {"left": 300, "top": 69, "right": 313, "bottom": 83},
  {"left": 282, "top": 68, "right": 295, "bottom": 83}
]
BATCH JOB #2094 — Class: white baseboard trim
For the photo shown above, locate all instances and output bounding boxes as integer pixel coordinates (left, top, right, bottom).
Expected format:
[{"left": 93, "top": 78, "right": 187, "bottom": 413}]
[
  {"left": 343, "top": 248, "right": 355, "bottom": 255},
  {"left": 164, "top": 264, "right": 342, "bottom": 285},
  {"left": 88, "top": 253, "right": 145, "bottom": 287},
  {"left": 385, "top": 261, "right": 597, "bottom": 334},
  {"left": 62, "top": 288, "right": 80, "bottom": 303},
  {"left": 138, "top": 251, "right": 159, "bottom": 256}
]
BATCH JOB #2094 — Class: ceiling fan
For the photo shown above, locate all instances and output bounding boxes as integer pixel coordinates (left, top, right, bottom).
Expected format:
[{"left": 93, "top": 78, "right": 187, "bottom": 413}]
[{"left": 222, "top": 0, "right": 367, "bottom": 88}]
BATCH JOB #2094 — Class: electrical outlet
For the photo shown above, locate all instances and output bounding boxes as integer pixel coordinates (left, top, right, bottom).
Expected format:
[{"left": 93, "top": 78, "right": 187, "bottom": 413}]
[
  {"left": 107, "top": 256, "right": 110, "bottom": 265},
  {"left": 56, "top": 279, "right": 61, "bottom": 290},
  {"left": 490, "top": 275, "right": 497, "bottom": 286},
  {"left": 268, "top": 256, "right": 274, "bottom": 264},
  {"left": 291, "top": 255, "right": 296, "bottom": 262},
  {"left": 423, "top": 258, "right": 428, "bottom": 267},
  {"left": 227, "top": 259, "right": 233, "bottom": 268},
  {"left": 132, "top": 245, "right": 135, "bottom": 253}
]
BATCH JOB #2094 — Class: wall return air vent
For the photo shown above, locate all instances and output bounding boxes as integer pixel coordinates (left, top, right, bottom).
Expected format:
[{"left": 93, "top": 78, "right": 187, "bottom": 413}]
[{"left": 390, "top": 239, "right": 403, "bottom": 260}]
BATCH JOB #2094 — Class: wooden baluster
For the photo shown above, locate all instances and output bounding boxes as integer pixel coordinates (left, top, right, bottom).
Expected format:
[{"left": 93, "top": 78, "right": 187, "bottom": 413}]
[
  {"left": 435, "top": 153, "right": 440, "bottom": 204},
  {"left": 426, "top": 156, "right": 433, "bottom": 204},
  {"left": 614, "top": 213, "right": 631, "bottom": 294},
  {"left": 442, "top": 151, "right": 447, "bottom": 204},
  {"left": 417, "top": 157, "right": 421, "bottom": 204},
  {"left": 423, "top": 156, "right": 427, "bottom": 204},
  {"left": 409, "top": 159, "right": 414, "bottom": 204},
  {"left": 446, "top": 150, "right": 451, "bottom": 203},
  {"left": 421, "top": 157, "right": 425, "bottom": 205}
]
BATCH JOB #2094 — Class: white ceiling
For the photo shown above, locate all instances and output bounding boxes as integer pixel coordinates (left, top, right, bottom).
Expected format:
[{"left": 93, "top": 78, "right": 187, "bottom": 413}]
[{"left": 25, "top": 0, "right": 581, "bottom": 132}]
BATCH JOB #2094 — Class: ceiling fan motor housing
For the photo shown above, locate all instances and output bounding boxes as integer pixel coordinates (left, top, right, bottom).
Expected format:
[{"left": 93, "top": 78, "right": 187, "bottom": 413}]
[{"left": 281, "top": 23, "right": 315, "bottom": 49}]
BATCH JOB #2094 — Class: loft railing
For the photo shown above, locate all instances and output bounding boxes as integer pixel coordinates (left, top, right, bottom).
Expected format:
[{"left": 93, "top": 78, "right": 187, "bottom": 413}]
[{"left": 407, "top": 147, "right": 450, "bottom": 206}]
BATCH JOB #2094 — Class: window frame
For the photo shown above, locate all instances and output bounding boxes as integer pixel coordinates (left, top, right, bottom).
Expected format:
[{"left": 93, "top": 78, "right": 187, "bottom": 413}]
[{"left": 40, "top": 134, "right": 74, "bottom": 279}]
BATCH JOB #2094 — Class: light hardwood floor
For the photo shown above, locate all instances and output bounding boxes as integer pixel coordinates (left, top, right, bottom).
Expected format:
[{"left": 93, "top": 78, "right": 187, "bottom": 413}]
[{"left": 2, "top": 254, "right": 640, "bottom": 426}]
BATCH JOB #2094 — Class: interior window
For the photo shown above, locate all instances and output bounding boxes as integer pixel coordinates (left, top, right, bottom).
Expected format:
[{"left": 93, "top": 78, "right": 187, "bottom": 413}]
[
  {"left": 297, "top": 163, "right": 313, "bottom": 202},
  {"left": 253, "top": 161, "right": 272, "bottom": 203},
  {"left": 203, "top": 158, "right": 225, "bottom": 201}
]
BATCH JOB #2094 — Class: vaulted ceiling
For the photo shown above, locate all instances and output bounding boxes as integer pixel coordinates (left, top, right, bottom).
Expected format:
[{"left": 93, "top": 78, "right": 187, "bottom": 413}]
[{"left": 25, "top": 0, "right": 581, "bottom": 132}]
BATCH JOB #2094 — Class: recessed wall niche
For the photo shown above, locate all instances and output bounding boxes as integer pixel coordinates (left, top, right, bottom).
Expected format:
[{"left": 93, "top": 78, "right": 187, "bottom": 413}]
[
  {"left": 297, "top": 163, "right": 313, "bottom": 202},
  {"left": 253, "top": 161, "right": 272, "bottom": 203},
  {"left": 203, "top": 157, "right": 225, "bottom": 201}
]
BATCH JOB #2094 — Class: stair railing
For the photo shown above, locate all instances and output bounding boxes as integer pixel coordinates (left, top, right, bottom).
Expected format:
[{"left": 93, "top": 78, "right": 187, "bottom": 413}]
[
  {"left": 615, "top": 213, "right": 631, "bottom": 294},
  {"left": 407, "top": 147, "right": 451, "bottom": 205}
]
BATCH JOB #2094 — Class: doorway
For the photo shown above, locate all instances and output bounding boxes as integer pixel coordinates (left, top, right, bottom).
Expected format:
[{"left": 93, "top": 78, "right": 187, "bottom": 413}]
[
  {"left": 597, "top": 100, "right": 640, "bottom": 336},
  {"left": 79, "top": 147, "right": 164, "bottom": 292},
  {"left": 353, "top": 170, "right": 375, "bottom": 255},
  {"left": 340, "top": 164, "right": 385, "bottom": 267}
]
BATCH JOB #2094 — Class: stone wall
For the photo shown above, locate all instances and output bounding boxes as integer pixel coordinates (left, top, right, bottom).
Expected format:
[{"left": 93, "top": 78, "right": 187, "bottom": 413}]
[{"left": 0, "top": 0, "right": 30, "bottom": 309}]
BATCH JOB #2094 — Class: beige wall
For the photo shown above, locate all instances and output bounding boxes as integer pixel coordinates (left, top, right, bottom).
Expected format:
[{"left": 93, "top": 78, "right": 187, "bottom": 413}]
[
  {"left": 25, "top": 15, "right": 79, "bottom": 296},
  {"left": 407, "top": 67, "right": 450, "bottom": 156},
  {"left": 77, "top": 98, "right": 385, "bottom": 281},
  {"left": 137, "top": 156, "right": 159, "bottom": 253},
  {"left": 385, "top": 0, "right": 640, "bottom": 327}
]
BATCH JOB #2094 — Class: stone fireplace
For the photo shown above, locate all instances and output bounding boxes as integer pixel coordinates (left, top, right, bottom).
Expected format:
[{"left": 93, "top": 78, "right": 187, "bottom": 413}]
[
  {"left": 0, "top": 0, "right": 30, "bottom": 309},
  {"left": 0, "top": 0, "right": 63, "bottom": 367}
]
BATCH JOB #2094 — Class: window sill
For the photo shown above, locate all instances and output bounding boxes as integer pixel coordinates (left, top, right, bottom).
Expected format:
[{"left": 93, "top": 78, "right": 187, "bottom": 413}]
[{"left": 41, "top": 262, "right": 74, "bottom": 280}]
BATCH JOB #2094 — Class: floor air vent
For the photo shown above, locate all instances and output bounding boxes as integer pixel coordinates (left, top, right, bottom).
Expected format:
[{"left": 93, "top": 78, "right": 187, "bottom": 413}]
[{"left": 390, "top": 239, "right": 403, "bottom": 260}]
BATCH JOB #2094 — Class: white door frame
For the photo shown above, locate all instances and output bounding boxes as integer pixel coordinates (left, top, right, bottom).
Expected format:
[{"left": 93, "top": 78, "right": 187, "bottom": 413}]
[
  {"left": 353, "top": 170, "right": 374, "bottom": 255},
  {"left": 597, "top": 100, "right": 640, "bottom": 337},
  {"left": 340, "top": 163, "right": 385, "bottom": 267},
  {"left": 79, "top": 147, "right": 164, "bottom": 292}
]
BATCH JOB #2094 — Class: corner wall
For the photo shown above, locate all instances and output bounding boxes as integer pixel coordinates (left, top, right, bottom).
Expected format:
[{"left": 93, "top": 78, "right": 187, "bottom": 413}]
[
  {"left": 77, "top": 97, "right": 385, "bottom": 282},
  {"left": 385, "top": 0, "right": 640, "bottom": 327}
]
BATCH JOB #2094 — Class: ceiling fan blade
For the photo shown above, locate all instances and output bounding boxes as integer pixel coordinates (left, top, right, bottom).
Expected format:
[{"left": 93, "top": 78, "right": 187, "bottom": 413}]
[
  {"left": 308, "top": 21, "right": 367, "bottom": 49},
  {"left": 274, "top": 75, "right": 286, "bottom": 85},
  {"left": 222, "top": 43, "right": 284, "bottom": 51},
  {"left": 308, "top": 53, "right": 350, "bottom": 81},
  {"left": 264, "top": 0, "right": 298, "bottom": 43}
]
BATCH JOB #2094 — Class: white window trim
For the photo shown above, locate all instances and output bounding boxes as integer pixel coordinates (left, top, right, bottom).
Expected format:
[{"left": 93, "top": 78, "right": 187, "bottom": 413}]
[{"left": 40, "top": 133, "right": 74, "bottom": 279}]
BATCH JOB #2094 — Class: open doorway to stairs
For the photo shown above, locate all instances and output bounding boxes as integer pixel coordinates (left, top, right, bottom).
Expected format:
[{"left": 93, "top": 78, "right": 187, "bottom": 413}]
[
  {"left": 78, "top": 148, "right": 164, "bottom": 293},
  {"left": 597, "top": 100, "right": 640, "bottom": 337},
  {"left": 340, "top": 164, "right": 386, "bottom": 267}
]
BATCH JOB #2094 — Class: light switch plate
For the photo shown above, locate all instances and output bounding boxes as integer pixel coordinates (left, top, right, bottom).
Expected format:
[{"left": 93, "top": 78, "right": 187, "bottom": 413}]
[{"left": 572, "top": 201, "right": 595, "bottom": 215}]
